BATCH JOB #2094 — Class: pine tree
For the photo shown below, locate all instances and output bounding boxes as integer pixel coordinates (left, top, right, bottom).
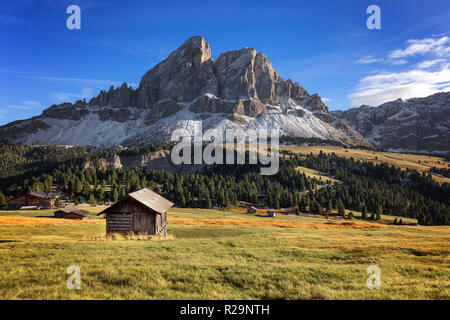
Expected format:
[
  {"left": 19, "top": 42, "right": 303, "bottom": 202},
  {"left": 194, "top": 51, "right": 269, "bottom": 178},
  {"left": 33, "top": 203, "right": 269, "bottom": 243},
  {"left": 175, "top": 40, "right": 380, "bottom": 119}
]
[
  {"left": 74, "top": 197, "right": 80, "bottom": 206},
  {"left": 206, "top": 193, "right": 211, "bottom": 209},
  {"left": 362, "top": 206, "right": 367, "bottom": 220},
  {"left": 337, "top": 200, "right": 345, "bottom": 216},
  {"left": 180, "top": 195, "right": 186, "bottom": 208},
  {"left": 376, "top": 205, "right": 382, "bottom": 221},
  {"left": 327, "top": 199, "right": 332, "bottom": 213},
  {"left": 0, "top": 191, "right": 6, "bottom": 207},
  {"left": 316, "top": 204, "right": 322, "bottom": 216},
  {"left": 274, "top": 195, "right": 280, "bottom": 210},
  {"left": 112, "top": 188, "right": 119, "bottom": 202},
  {"left": 88, "top": 194, "right": 96, "bottom": 206},
  {"left": 55, "top": 198, "right": 61, "bottom": 208},
  {"left": 119, "top": 186, "right": 126, "bottom": 199},
  {"left": 224, "top": 192, "right": 230, "bottom": 208}
]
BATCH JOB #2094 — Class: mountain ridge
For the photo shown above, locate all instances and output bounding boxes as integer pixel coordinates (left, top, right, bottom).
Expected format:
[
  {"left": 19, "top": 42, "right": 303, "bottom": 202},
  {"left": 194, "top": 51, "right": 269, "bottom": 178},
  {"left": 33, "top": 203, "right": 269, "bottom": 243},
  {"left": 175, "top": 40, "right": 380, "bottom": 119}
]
[
  {"left": 332, "top": 92, "right": 450, "bottom": 154},
  {"left": 0, "top": 36, "right": 375, "bottom": 148}
]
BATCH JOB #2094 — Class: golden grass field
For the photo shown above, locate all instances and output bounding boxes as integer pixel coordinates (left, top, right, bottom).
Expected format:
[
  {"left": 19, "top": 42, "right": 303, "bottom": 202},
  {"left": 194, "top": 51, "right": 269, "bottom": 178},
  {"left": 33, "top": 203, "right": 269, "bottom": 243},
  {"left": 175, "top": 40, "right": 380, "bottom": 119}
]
[
  {"left": 281, "top": 145, "right": 450, "bottom": 185},
  {"left": 0, "top": 207, "right": 448, "bottom": 299},
  {"left": 296, "top": 166, "right": 342, "bottom": 185}
]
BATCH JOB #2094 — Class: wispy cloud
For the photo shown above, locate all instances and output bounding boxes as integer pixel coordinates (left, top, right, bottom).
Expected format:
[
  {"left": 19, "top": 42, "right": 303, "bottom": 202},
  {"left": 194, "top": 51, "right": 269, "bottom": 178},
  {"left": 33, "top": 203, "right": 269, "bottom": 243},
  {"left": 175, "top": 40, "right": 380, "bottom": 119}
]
[
  {"left": 417, "top": 59, "right": 446, "bottom": 68},
  {"left": 388, "top": 36, "right": 450, "bottom": 59},
  {"left": 349, "top": 63, "right": 450, "bottom": 106},
  {"left": 355, "top": 56, "right": 379, "bottom": 64},
  {"left": 321, "top": 97, "right": 331, "bottom": 103},
  {"left": 52, "top": 87, "right": 95, "bottom": 102},
  {"left": 350, "top": 35, "right": 450, "bottom": 106},
  {"left": 21, "top": 75, "right": 139, "bottom": 89},
  {"left": 0, "top": 14, "right": 25, "bottom": 24},
  {"left": 389, "top": 59, "right": 408, "bottom": 65},
  {"left": 3, "top": 100, "right": 42, "bottom": 110}
]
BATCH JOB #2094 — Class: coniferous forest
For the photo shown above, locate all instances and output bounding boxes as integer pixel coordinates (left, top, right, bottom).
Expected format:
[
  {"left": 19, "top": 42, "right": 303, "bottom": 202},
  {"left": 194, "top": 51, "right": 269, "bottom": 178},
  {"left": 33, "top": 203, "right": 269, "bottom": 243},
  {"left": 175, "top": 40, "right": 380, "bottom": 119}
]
[{"left": 0, "top": 144, "right": 449, "bottom": 225}]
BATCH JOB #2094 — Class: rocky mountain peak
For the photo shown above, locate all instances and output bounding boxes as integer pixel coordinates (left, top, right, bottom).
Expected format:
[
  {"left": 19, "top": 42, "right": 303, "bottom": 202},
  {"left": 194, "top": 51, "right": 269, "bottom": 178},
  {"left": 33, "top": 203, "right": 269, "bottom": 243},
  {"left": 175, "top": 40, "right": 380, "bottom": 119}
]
[
  {"left": 0, "top": 35, "right": 373, "bottom": 148},
  {"left": 167, "top": 35, "right": 212, "bottom": 67}
]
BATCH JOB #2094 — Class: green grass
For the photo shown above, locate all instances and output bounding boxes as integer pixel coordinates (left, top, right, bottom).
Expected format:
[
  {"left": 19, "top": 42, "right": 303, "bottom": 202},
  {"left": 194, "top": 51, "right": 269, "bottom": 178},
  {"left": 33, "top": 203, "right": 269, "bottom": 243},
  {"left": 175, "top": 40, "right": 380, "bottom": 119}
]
[{"left": 0, "top": 208, "right": 448, "bottom": 299}]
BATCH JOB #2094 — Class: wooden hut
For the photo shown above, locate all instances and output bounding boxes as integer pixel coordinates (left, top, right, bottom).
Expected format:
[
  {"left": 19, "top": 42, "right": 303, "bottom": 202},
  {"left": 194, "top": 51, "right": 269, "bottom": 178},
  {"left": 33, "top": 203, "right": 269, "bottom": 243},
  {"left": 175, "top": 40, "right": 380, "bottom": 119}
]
[
  {"left": 267, "top": 211, "right": 276, "bottom": 217},
  {"left": 54, "top": 207, "right": 89, "bottom": 220},
  {"left": 8, "top": 192, "right": 58, "bottom": 210},
  {"left": 247, "top": 206, "right": 257, "bottom": 213},
  {"left": 97, "top": 188, "right": 173, "bottom": 238}
]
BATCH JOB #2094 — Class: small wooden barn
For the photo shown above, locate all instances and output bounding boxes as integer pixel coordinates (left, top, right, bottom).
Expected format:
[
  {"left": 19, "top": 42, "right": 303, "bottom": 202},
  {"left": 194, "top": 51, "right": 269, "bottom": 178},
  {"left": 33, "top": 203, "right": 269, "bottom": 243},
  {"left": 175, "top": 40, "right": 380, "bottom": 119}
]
[
  {"left": 247, "top": 206, "right": 257, "bottom": 213},
  {"left": 8, "top": 192, "right": 58, "bottom": 210},
  {"left": 54, "top": 207, "right": 89, "bottom": 220},
  {"left": 98, "top": 188, "right": 173, "bottom": 238}
]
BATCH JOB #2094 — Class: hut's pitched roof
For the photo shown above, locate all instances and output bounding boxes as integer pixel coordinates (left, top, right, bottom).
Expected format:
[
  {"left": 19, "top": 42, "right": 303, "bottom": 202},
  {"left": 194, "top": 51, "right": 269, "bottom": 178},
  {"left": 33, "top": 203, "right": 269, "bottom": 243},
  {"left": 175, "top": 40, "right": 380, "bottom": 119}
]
[
  {"left": 29, "top": 191, "right": 58, "bottom": 199},
  {"left": 55, "top": 207, "right": 89, "bottom": 217},
  {"left": 128, "top": 188, "right": 174, "bottom": 214},
  {"left": 98, "top": 188, "right": 174, "bottom": 215}
]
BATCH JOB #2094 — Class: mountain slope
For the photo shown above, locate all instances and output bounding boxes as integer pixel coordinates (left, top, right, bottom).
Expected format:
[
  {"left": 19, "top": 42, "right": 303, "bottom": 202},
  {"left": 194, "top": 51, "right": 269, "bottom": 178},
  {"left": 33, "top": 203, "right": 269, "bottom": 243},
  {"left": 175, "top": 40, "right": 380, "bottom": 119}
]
[
  {"left": 0, "top": 36, "right": 369, "bottom": 147},
  {"left": 332, "top": 92, "right": 450, "bottom": 153}
]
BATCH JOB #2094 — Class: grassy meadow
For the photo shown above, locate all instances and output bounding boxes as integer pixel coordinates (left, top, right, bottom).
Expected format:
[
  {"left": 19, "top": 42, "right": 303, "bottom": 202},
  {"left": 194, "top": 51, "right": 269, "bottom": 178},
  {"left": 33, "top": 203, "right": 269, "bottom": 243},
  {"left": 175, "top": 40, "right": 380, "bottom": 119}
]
[
  {"left": 0, "top": 207, "right": 448, "bottom": 299},
  {"left": 296, "top": 165, "right": 342, "bottom": 185}
]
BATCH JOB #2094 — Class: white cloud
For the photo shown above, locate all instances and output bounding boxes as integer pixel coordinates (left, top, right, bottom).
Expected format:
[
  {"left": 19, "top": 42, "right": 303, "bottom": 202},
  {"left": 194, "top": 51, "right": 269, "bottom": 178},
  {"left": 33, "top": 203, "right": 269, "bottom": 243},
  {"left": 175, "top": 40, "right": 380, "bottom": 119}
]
[
  {"left": 0, "top": 14, "right": 25, "bottom": 24},
  {"left": 355, "top": 55, "right": 379, "bottom": 64},
  {"left": 348, "top": 63, "right": 450, "bottom": 106},
  {"left": 20, "top": 74, "right": 139, "bottom": 89},
  {"left": 389, "top": 59, "right": 407, "bottom": 65},
  {"left": 417, "top": 59, "right": 446, "bottom": 68},
  {"left": 4, "top": 100, "right": 42, "bottom": 110},
  {"left": 321, "top": 97, "right": 331, "bottom": 103},
  {"left": 388, "top": 36, "right": 450, "bottom": 59},
  {"left": 52, "top": 87, "right": 95, "bottom": 102}
]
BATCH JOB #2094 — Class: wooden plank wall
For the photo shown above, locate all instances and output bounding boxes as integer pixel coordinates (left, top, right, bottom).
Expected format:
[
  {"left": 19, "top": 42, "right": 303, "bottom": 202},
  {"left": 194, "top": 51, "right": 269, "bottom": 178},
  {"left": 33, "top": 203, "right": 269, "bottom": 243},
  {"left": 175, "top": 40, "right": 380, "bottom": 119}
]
[
  {"left": 133, "top": 211, "right": 155, "bottom": 233},
  {"left": 107, "top": 213, "right": 132, "bottom": 232}
]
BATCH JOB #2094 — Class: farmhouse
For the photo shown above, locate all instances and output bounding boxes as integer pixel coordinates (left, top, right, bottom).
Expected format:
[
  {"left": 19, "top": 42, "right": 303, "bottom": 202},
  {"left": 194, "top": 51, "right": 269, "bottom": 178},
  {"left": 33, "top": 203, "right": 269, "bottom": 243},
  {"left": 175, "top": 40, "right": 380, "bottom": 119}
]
[
  {"left": 54, "top": 207, "right": 89, "bottom": 220},
  {"left": 98, "top": 188, "right": 173, "bottom": 238},
  {"left": 7, "top": 192, "right": 58, "bottom": 210}
]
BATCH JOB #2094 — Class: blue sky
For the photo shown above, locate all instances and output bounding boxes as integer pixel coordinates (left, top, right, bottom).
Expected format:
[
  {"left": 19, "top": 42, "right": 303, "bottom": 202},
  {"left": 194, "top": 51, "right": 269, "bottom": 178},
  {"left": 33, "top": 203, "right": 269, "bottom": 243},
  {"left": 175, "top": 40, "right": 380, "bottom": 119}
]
[{"left": 1, "top": 0, "right": 450, "bottom": 125}]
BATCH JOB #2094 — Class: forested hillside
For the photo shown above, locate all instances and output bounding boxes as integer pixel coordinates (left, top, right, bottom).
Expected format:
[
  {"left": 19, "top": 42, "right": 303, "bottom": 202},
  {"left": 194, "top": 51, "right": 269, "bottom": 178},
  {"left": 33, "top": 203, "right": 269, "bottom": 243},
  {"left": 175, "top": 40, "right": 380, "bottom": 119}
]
[{"left": 0, "top": 144, "right": 448, "bottom": 225}]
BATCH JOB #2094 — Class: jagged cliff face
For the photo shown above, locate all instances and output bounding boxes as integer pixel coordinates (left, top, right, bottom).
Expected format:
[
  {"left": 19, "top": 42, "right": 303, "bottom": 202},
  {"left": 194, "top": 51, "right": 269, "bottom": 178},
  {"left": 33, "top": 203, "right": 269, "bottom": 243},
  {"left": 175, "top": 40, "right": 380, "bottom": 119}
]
[
  {"left": 83, "top": 149, "right": 203, "bottom": 173},
  {"left": 332, "top": 92, "right": 450, "bottom": 153},
  {"left": 0, "top": 36, "right": 369, "bottom": 147}
]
